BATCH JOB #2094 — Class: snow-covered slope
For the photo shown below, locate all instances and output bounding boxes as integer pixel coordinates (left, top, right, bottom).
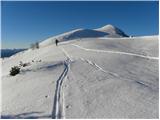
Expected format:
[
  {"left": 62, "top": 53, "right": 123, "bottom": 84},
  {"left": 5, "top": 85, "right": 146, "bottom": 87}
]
[
  {"left": 96, "top": 24, "right": 128, "bottom": 37},
  {"left": 39, "top": 29, "right": 108, "bottom": 47},
  {"left": 39, "top": 24, "right": 128, "bottom": 47},
  {"left": 1, "top": 35, "right": 158, "bottom": 118}
]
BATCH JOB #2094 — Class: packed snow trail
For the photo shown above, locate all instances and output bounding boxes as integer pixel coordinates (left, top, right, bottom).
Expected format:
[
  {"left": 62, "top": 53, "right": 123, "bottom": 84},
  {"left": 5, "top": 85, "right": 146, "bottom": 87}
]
[
  {"left": 52, "top": 60, "right": 69, "bottom": 119},
  {"left": 71, "top": 44, "right": 159, "bottom": 60}
]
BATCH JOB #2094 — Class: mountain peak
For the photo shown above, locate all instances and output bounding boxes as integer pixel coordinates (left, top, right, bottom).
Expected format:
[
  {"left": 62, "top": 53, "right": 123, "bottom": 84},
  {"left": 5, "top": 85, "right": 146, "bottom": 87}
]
[
  {"left": 101, "top": 24, "right": 116, "bottom": 29},
  {"left": 96, "top": 24, "right": 128, "bottom": 37},
  {"left": 40, "top": 24, "right": 129, "bottom": 47}
]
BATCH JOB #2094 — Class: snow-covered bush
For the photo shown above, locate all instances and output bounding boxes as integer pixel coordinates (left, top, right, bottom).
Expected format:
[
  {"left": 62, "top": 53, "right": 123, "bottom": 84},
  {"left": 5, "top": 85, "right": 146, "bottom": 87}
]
[
  {"left": 31, "top": 42, "right": 39, "bottom": 49},
  {"left": 10, "top": 66, "right": 20, "bottom": 76},
  {"left": 19, "top": 61, "right": 30, "bottom": 67},
  {"left": 35, "top": 42, "right": 39, "bottom": 49}
]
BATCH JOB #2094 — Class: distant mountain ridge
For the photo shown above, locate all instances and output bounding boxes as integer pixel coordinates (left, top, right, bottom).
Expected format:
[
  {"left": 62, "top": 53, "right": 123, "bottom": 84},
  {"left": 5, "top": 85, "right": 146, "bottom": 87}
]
[{"left": 1, "top": 49, "right": 26, "bottom": 58}]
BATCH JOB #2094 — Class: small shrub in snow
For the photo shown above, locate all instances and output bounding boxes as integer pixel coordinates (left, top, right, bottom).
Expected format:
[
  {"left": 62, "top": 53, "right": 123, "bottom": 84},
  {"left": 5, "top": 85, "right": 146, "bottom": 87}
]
[
  {"left": 30, "top": 42, "right": 39, "bottom": 49},
  {"left": 35, "top": 42, "right": 39, "bottom": 49},
  {"left": 19, "top": 61, "right": 23, "bottom": 66},
  {"left": 10, "top": 66, "right": 20, "bottom": 76},
  {"left": 22, "top": 63, "right": 28, "bottom": 67},
  {"left": 19, "top": 61, "right": 30, "bottom": 67}
]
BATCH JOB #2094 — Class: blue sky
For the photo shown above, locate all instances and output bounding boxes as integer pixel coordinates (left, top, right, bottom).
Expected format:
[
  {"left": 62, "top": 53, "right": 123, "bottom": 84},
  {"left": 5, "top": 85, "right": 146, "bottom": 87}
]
[{"left": 2, "top": 1, "right": 158, "bottom": 49}]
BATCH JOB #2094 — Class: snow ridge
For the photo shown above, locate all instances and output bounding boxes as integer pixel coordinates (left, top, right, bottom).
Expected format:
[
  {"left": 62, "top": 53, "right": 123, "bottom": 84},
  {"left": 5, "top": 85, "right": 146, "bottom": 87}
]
[
  {"left": 40, "top": 29, "right": 108, "bottom": 47},
  {"left": 39, "top": 24, "right": 129, "bottom": 47},
  {"left": 96, "top": 24, "right": 128, "bottom": 37}
]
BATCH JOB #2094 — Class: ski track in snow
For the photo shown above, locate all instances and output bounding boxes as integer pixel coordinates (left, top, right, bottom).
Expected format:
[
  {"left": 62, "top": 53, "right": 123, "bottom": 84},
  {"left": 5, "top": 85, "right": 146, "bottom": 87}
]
[
  {"left": 79, "top": 57, "right": 119, "bottom": 77},
  {"left": 60, "top": 47, "right": 73, "bottom": 61},
  {"left": 51, "top": 47, "right": 72, "bottom": 119},
  {"left": 51, "top": 60, "right": 70, "bottom": 119},
  {"left": 60, "top": 46, "right": 119, "bottom": 77},
  {"left": 71, "top": 44, "right": 159, "bottom": 60},
  {"left": 79, "top": 57, "right": 156, "bottom": 90}
]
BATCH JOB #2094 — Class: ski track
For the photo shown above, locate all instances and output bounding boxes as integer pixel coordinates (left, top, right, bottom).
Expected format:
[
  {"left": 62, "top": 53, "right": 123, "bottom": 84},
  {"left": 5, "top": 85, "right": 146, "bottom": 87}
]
[
  {"left": 79, "top": 57, "right": 119, "bottom": 77},
  {"left": 51, "top": 47, "right": 72, "bottom": 119},
  {"left": 62, "top": 87, "right": 66, "bottom": 119},
  {"left": 52, "top": 58, "right": 70, "bottom": 119},
  {"left": 61, "top": 47, "right": 73, "bottom": 61},
  {"left": 60, "top": 46, "right": 119, "bottom": 77},
  {"left": 51, "top": 61, "right": 68, "bottom": 119},
  {"left": 71, "top": 44, "right": 159, "bottom": 60}
]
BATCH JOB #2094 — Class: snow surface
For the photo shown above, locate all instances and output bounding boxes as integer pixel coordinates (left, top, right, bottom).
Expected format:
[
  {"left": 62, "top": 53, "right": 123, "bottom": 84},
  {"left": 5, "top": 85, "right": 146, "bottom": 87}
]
[
  {"left": 1, "top": 35, "right": 159, "bottom": 118},
  {"left": 95, "top": 24, "right": 128, "bottom": 37},
  {"left": 39, "top": 24, "right": 128, "bottom": 48},
  {"left": 39, "top": 29, "right": 108, "bottom": 48}
]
